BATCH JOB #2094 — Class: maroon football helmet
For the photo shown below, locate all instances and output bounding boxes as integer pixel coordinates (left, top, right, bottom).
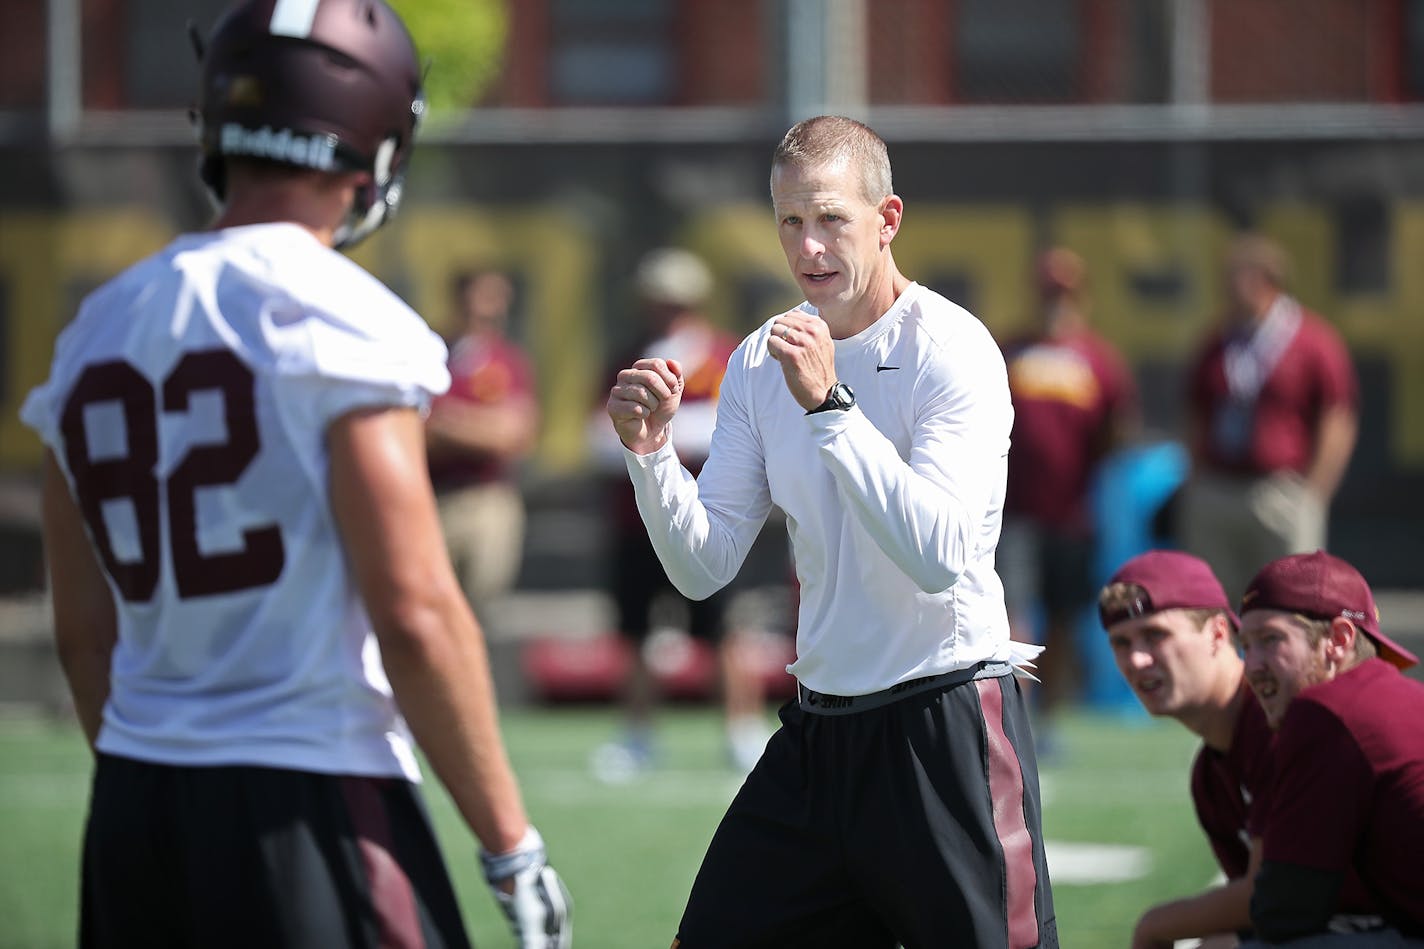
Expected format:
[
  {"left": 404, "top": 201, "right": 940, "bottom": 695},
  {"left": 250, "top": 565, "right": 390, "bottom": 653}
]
[{"left": 195, "top": 0, "right": 425, "bottom": 247}]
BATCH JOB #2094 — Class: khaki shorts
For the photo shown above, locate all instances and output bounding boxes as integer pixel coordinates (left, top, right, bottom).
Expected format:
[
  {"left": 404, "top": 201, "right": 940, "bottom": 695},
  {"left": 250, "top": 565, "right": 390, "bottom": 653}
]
[
  {"left": 1179, "top": 469, "right": 1326, "bottom": 603},
  {"left": 436, "top": 481, "right": 526, "bottom": 608}
]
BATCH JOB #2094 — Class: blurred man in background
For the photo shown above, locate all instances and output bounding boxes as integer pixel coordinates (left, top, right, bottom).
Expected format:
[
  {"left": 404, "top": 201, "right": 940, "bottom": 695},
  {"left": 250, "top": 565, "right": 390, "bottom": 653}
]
[
  {"left": 591, "top": 246, "right": 772, "bottom": 778},
  {"left": 1238, "top": 551, "right": 1423, "bottom": 946},
  {"left": 427, "top": 268, "right": 539, "bottom": 619},
  {"left": 1099, "top": 550, "right": 1270, "bottom": 949},
  {"left": 999, "top": 246, "right": 1137, "bottom": 748},
  {"left": 21, "top": 2, "right": 568, "bottom": 946},
  {"left": 1180, "top": 235, "right": 1358, "bottom": 601}
]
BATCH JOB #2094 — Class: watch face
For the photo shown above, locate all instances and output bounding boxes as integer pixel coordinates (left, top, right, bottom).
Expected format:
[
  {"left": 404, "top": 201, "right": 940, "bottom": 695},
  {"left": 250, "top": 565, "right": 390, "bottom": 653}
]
[{"left": 807, "top": 381, "right": 855, "bottom": 415}]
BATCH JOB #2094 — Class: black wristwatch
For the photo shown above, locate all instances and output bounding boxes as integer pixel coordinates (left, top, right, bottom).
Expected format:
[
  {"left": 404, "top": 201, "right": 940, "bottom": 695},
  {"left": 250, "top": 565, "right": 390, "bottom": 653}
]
[{"left": 806, "top": 381, "right": 855, "bottom": 415}]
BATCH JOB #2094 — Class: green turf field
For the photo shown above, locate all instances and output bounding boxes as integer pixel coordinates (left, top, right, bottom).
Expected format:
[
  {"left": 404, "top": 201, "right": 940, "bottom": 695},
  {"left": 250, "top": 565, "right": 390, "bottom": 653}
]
[{"left": 0, "top": 706, "right": 1218, "bottom": 948}]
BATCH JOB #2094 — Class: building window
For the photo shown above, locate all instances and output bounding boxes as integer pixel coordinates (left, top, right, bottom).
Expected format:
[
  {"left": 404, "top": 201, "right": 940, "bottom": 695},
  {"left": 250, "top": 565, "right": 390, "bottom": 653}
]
[
  {"left": 1405, "top": 0, "right": 1424, "bottom": 99},
  {"left": 953, "top": 0, "right": 1082, "bottom": 102},
  {"left": 1334, "top": 196, "right": 1390, "bottom": 295},
  {"left": 549, "top": 0, "right": 674, "bottom": 105},
  {"left": 123, "top": 0, "right": 231, "bottom": 108}
]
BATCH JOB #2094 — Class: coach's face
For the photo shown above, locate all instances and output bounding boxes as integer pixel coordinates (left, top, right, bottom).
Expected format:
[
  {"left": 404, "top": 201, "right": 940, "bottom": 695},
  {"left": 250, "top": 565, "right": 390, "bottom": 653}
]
[
  {"left": 771, "top": 158, "right": 900, "bottom": 320},
  {"left": 1106, "top": 609, "right": 1223, "bottom": 718},
  {"left": 1239, "top": 610, "right": 1332, "bottom": 728}
]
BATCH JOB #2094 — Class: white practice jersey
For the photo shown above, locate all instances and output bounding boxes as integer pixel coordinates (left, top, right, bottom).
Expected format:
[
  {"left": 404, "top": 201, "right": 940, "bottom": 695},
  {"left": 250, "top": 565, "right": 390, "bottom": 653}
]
[
  {"left": 21, "top": 223, "right": 449, "bottom": 780},
  {"left": 625, "top": 283, "right": 1039, "bottom": 696}
]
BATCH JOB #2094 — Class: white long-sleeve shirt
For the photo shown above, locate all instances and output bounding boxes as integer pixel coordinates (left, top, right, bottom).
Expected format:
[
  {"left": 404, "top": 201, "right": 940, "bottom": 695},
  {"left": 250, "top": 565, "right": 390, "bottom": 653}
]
[{"left": 624, "top": 282, "right": 1034, "bottom": 696}]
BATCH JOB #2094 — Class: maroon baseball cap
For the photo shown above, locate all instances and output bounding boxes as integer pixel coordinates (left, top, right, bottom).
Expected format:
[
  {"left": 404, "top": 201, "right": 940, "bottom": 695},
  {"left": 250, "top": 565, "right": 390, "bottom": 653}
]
[
  {"left": 1099, "top": 550, "right": 1238, "bottom": 629},
  {"left": 1240, "top": 550, "right": 1418, "bottom": 671}
]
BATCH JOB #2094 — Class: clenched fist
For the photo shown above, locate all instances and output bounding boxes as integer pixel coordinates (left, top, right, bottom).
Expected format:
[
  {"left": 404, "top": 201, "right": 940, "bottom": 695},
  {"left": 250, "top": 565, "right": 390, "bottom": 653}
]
[
  {"left": 607, "top": 357, "right": 684, "bottom": 454},
  {"left": 767, "top": 313, "right": 837, "bottom": 411}
]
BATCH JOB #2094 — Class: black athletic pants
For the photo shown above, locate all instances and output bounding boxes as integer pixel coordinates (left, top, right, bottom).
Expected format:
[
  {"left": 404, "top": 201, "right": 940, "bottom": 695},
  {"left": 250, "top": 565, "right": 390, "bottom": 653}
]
[
  {"left": 675, "top": 671, "right": 1058, "bottom": 949},
  {"left": 80, "top": 754, "right": 471, "bottom": 949}
]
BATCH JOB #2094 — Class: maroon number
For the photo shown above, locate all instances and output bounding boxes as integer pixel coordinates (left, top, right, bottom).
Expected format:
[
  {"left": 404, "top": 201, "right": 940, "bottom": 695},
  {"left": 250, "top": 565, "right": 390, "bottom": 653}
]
[
  {"left": 163, "top": 350, "right": 285, "bottom": 597},
  {"left": 60, "top": 350, "right": 286, "bottom": 602},
  {"left": 60, "top": 362, "right": 162, "bottom": 601}
]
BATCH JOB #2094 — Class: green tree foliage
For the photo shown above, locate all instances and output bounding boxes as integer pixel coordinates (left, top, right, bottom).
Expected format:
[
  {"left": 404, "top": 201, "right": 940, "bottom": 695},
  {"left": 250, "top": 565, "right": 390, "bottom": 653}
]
[{"left": 388, "top": 0, "right": 508, "bottom": 112}]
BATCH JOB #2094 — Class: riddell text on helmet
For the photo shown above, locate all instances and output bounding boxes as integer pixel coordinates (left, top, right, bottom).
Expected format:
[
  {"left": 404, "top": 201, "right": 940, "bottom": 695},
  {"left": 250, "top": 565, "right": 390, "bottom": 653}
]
[{"left": 220, "top": 123, "right": 337, "bottom": 171}]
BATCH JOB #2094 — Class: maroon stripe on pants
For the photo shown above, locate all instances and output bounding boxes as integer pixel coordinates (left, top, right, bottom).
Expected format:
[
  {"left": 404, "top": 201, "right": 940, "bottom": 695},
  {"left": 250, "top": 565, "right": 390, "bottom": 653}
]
[
  {"left": 341, "top": 777, "right": 425, "bottom": 949},
  {"left": 976, "top": 678, "right": 1039, "bottom": 949}
]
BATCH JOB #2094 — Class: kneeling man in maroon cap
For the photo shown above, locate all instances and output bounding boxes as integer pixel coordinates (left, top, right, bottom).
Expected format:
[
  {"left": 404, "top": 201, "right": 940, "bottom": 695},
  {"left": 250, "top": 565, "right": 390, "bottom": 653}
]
[
  {"left": 1098, "top": 550, "right": 1271, "bottom": 948},
  {"left": 1238, "top": 550, "right": 1424, "bottom": 945}
]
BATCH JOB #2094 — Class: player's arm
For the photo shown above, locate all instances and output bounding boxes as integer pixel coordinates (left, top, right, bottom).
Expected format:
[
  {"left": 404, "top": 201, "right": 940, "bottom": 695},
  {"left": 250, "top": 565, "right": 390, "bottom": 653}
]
[
  {"left": 1303, "top": 403, "right": 1357, "bottom": 502},
  {"left": 39, "top": 450, "right": 116, "bottom": 749},
  {"left": 1185, "top": 351, "right": 1213, "bottom": 471},
  {"left": 331, "top": 405, "right": 571, "bottom": 946},
  {"left": 426, "top": 394, "right": 539, "bottom": 462},
  {"left": 614, "top": 354, "right": 774, "bottom": 600},
  {"left": 1102, "top": 350, "right": 1141, "bottom": 456},
  {"left": 1130, "top": 873, "right": 1253, "bottom": 948},
  {"left": 328, "top": 404, "right": 528, "bottom": 851}
]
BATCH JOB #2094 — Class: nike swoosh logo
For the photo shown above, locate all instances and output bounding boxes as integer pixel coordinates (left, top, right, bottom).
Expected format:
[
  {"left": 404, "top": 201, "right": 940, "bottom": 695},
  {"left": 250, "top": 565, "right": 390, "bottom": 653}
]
[{"left": 876, "top": 365, "right": 900, "bottom": 372}]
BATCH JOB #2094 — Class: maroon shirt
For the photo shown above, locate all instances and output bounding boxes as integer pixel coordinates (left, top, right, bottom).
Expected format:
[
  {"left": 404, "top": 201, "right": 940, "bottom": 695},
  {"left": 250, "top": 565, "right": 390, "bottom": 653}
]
[
  {"left": 1002, "top": 329, "right": 1134, "bottom": 531},
  {"left": 1190, "top": 683, "right": 1274, "bottom": 879},
  {"left": 427, "top": 333, "right": 535, "bottom": 491},
  {"left": 1257, "top": 659, "right": 1424, "bottom": 933},
  {"left": 1189, "top": 308, "right": 1357, "bottom": 477}
]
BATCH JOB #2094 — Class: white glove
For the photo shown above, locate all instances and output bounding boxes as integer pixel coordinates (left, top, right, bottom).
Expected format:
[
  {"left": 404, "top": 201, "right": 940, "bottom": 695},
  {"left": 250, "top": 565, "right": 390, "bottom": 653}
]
[{"left": 480, "top": 826, "right": 572, "bottom": 949}]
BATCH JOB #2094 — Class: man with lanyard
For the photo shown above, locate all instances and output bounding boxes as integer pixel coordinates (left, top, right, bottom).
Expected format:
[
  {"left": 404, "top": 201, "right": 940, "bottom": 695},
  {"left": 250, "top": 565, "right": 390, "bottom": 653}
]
[{"left": 1179, "top": 234, "right": 1358, "bottom": 602}]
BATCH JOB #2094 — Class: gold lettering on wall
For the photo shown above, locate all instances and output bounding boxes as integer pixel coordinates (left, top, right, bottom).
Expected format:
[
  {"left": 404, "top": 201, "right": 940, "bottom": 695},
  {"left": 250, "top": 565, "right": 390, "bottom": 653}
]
[{"left": 5, "top": 201, "right": 1422, "bottom": 470}]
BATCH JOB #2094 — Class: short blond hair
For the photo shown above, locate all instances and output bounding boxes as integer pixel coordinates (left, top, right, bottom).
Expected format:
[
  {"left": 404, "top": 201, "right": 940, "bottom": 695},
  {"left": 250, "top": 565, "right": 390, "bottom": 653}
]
[
  {"left": 1294, "top": 614, "right": 1377, "bottom": 664},
  {"left": 1099, "top": 582, "right": 1224, "bottom": 628},
  {"left": 1225, "top": 233, "right": 1290, "bottom": 288},
  {"left": 771, "top": 115, "right": 892, "bottom": 204}
]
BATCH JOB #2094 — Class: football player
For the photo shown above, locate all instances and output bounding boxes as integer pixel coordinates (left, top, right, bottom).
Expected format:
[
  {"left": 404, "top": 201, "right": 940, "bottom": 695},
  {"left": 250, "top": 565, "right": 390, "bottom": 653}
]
[{"left": 21, "top": 1, "right": 569, "bottom": 946}]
